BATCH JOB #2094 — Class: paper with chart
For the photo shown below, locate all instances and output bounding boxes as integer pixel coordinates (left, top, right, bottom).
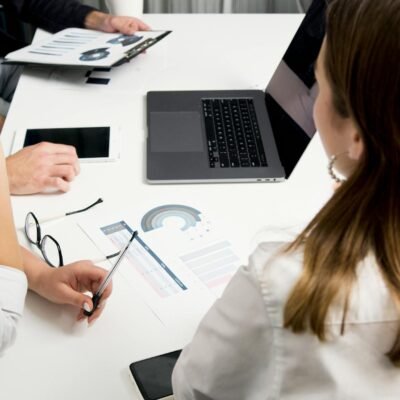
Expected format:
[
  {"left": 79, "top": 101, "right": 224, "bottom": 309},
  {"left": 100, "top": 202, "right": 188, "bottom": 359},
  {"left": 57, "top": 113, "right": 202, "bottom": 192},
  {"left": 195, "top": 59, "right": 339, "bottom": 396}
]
[
  {"left": 4, "top": 28, "right": 170, "bottom": 68},
  {"left": 79, "top": 204, "right": 242, "bottom": 330}
]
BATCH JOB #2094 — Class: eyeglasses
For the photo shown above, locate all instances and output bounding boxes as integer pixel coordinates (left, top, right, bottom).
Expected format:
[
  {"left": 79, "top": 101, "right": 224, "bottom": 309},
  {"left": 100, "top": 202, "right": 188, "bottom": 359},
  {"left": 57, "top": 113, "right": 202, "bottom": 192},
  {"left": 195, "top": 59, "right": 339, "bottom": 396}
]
[{"left": 24, "top": 198, "right": 119, "bottom": 268}]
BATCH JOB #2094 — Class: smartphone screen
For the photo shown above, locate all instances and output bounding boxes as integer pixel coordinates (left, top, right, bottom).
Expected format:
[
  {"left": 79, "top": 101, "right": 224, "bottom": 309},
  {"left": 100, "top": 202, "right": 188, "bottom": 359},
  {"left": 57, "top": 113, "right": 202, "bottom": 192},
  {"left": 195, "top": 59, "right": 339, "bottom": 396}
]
[
  {"left": 129, "top": 350, "right": 182, "bottom": 400},
  {"left": 23, "top": 127, "right": 110, "bottom": 158}
]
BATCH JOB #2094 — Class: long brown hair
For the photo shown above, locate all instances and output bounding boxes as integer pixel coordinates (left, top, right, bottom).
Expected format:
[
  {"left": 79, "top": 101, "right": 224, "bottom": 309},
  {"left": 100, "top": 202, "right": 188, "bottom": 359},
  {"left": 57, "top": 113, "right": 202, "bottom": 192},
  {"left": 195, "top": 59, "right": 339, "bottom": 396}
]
[{"left": 284, "top": 0, "right": 400, "bottom": 365}]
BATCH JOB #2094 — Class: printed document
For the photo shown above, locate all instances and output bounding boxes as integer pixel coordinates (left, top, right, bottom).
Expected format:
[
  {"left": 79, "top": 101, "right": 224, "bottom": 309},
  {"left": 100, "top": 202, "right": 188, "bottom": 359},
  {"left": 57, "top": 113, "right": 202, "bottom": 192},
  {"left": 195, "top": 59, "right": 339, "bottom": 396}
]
[
  {"left": 4, "top": 28, "right": 171, "bottom": 68},
  {"left": 79, "top": 203, "right": 243, "bottom": 335}
]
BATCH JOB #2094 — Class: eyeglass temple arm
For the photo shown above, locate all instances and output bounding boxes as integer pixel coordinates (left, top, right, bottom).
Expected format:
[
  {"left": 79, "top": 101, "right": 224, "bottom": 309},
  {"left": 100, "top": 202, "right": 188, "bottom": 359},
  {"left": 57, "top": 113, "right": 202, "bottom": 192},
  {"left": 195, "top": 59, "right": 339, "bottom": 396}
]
[
  {"left": 37, "top": 214, "right": 67, "bottom": 224},
  {"left": 36, "top": 198, "right": 104, "bottom": 224},
  {"left": 65, "top": 198, "right": 103, "bottom": 216}
]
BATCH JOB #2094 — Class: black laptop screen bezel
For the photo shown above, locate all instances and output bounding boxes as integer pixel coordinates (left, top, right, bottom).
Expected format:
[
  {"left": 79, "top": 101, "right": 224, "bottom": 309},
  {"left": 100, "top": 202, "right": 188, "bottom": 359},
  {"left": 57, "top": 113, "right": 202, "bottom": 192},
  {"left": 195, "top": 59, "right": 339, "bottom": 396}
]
[{"left": 265, "top": 0, "right": 326, "bottom": 178}]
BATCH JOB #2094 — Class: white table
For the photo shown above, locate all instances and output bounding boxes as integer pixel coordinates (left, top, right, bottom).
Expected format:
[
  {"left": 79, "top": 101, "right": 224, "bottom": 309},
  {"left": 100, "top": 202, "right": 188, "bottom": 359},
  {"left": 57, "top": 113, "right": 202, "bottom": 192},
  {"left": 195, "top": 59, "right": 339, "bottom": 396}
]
[{"left": 0, "top": 14, "right": 332, "bottom": 399}]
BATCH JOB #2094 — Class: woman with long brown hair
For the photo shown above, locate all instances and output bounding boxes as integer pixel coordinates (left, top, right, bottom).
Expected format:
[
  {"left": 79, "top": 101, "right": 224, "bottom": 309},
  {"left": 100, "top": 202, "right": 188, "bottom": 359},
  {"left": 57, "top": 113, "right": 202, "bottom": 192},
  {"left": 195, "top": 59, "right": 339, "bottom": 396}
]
[{"left": 172, "top": 0, "right": 400, "bottom": 398}]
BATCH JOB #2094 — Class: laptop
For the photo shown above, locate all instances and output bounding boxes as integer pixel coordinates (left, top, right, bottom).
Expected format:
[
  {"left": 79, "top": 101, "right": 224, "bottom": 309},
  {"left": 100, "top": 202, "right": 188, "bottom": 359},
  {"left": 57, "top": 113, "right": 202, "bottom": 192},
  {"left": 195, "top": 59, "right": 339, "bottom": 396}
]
[{"left": 147, "top": 0, "right": 326, "bottom": 183}]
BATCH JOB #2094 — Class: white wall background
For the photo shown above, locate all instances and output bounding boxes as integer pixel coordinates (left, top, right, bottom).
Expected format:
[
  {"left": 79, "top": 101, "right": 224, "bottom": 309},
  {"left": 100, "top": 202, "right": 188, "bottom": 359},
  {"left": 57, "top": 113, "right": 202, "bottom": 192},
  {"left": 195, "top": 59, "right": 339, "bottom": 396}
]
[
  {"left": 83, "top": 0, "right": 312, "bottom": 14},
  {"left": 144, "top": 0, "right": 310, "bottom": 13}
]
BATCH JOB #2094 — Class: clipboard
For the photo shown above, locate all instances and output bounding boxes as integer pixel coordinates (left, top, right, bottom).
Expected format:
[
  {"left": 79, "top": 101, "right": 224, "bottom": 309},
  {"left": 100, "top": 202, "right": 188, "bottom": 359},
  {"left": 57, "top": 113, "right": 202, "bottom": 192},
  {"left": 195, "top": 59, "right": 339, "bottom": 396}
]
[
  {"left": 113, "top": 31, "right": 171, "bottom": 66},
  {"left": 2, "top": 28, "right": 171, "bottom": 69}
]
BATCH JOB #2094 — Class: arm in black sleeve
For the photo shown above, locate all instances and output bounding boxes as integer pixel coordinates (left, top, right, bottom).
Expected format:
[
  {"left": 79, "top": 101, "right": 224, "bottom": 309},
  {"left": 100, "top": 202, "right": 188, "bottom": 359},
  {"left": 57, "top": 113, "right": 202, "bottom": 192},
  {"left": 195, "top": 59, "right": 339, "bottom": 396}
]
[{"left": 6, "top": 0, "right": 97, "bottom": 32}]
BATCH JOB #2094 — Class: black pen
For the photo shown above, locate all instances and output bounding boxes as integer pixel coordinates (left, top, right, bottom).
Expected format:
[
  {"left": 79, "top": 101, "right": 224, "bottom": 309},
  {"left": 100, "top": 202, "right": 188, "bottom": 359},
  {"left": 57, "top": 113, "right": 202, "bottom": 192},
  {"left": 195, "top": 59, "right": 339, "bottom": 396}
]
[{"left": 84, "top": 230, "right": 138, "bottom": 317}]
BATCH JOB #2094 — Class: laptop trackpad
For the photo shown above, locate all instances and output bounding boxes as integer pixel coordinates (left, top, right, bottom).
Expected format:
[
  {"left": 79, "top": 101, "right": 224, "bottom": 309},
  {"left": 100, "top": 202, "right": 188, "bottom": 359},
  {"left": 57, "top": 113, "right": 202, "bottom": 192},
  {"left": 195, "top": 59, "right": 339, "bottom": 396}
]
[{"left": 150, "top": 112, "right": 204, "bottom": 152}]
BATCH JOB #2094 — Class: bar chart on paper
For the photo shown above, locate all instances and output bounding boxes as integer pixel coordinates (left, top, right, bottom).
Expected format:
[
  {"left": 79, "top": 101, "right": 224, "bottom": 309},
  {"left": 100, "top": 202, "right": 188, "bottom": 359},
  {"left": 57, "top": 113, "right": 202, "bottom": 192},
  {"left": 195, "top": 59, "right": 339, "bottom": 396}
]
[
  {"left": 80, "top": 203, "right": 241, "bottom": 304},
  {"left": 100, "top": 221, "right": 187, "bottom": 298},
  {"left": 179, "top": 241, "right": 239, "bottom": 290},
  {"left": 141, "top": 204, "right": 240, "bottom": 294}
]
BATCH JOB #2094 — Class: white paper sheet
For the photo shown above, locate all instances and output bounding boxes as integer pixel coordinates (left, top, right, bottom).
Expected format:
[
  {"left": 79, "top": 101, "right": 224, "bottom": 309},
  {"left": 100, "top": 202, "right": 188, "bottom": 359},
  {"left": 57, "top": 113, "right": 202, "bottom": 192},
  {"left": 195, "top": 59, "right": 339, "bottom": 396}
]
[
  {"left": 78, "top": 203, "right": 242, "bottom": 334},
  {"left": 5, "top": 28, "right": 169, "bottom": 68}
]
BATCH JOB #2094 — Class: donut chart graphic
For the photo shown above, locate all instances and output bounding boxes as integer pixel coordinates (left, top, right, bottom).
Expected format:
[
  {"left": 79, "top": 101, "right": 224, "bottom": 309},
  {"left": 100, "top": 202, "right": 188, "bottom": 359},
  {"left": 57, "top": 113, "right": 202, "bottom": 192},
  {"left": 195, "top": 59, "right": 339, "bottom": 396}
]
[{"left": 141, "top": 205, "right": 202, "bottom": 232}]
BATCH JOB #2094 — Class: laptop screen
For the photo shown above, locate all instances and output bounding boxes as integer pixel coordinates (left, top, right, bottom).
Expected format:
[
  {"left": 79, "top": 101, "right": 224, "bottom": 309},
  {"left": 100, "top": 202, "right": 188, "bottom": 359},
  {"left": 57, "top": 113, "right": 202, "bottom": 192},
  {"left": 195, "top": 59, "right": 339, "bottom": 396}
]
[{"left": 265, "top": 0, "right": 326, "bottom": 177}]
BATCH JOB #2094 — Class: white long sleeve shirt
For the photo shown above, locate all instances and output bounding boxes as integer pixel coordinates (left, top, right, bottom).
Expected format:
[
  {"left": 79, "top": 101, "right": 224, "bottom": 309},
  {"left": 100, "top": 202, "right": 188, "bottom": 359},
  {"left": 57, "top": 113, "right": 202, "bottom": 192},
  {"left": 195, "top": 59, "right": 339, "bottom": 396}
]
[
  {"left": 0, "top": 265, "right": 27, "bottom": 356},
  {"left": 172, "top": 242, "right": 400, "bottom": 399}
]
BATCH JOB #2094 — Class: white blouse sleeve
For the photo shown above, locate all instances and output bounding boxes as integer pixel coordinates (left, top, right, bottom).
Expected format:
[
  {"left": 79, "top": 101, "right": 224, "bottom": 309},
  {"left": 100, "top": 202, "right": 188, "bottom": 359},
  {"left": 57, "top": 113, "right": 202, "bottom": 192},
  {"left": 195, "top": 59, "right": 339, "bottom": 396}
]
[
  {"left": 172, "top": 249, "right": 275, "bottom": 400},
  {"left": 0, "top": 265, "right": 28, "bottom": 356}
]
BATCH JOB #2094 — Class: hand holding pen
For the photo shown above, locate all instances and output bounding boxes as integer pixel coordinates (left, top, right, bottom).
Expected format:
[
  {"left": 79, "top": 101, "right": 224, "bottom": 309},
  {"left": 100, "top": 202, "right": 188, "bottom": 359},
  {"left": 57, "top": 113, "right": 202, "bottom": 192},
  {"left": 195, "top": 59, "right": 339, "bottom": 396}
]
[{"left": 83, "top": 231, "right": 138, "bottom": 319}]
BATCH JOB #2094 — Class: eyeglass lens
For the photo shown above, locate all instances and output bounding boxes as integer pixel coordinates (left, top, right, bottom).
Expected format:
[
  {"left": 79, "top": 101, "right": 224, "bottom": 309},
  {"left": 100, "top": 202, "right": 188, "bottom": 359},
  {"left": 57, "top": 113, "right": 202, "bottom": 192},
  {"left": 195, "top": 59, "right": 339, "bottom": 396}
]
[
  {"left": 41, "top": 235, "right": 63, "bottom": 268},
  {"left": 25, "top": 212, "right": 63, "bottom": 268},
  {"left": 25, "top": 212, "right": 40, "bottom": 244}
]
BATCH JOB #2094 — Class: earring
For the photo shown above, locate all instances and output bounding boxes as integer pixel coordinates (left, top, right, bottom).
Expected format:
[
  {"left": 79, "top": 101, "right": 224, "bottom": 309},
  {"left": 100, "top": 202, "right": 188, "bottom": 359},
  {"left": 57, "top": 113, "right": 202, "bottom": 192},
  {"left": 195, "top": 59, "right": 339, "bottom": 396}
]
[{"left": 328, "top": 154, "right": 346, "bottom": 183}]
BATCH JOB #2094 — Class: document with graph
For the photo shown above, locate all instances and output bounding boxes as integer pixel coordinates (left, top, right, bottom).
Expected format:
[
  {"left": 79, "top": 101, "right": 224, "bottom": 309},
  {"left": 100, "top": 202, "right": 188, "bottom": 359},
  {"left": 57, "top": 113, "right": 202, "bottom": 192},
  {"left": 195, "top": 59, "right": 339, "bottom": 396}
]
[
  {"left": 78, "top": 203, "right": 244, "bottom": 332},
  {"left": 4, "top": 28, "right": 171, "bottom": 68}
]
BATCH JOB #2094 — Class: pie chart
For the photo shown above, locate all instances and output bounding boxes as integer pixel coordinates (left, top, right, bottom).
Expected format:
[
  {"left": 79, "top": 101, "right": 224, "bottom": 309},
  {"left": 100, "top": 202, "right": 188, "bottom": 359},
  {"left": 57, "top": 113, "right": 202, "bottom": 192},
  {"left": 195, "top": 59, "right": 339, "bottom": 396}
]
[{"left": 141, "top": 205, "right": 201, "bottom": 232}]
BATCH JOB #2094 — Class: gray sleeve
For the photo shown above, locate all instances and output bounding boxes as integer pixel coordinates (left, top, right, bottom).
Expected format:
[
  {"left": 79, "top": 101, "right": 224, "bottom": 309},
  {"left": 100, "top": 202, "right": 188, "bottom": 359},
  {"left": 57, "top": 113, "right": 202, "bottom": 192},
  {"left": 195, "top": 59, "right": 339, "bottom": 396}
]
[
  {"left": 172, "top": 260, "right": 275, "bottom": 400},
  {"left": 0, "top": 98, "right": 10, "bottom": 117},
  {"left": 0, "top": 61, "right": 24, "bottom": 114},
  {"left": 6, "top": 0, "right": 96, "bottom": 33},
  {"left": 0, "top": 61, "right": 11, "bottom": 116}
]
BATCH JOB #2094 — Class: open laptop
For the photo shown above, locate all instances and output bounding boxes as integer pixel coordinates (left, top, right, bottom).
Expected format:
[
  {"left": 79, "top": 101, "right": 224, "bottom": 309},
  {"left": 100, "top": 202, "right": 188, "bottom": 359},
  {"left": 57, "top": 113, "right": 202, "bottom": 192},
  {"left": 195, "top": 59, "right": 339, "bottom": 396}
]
[{"left": 147, "top": 0, "right": 326, "bottom": 183}]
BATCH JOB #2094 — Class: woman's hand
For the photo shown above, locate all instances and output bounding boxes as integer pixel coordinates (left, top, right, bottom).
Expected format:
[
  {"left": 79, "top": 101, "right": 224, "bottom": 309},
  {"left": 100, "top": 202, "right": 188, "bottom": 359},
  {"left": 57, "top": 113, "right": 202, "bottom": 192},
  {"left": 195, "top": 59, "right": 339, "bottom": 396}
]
[{"left": 28, "top": 257, "right": 112, "bottom": 324}]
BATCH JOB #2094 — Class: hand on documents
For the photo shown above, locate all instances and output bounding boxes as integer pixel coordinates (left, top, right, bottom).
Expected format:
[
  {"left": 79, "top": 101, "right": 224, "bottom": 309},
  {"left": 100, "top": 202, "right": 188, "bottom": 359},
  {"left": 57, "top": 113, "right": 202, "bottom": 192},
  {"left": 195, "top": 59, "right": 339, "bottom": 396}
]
[
  {"left": 6, "top": 142, "right": 80, "bottom": 195},
  {"left": 30, "top": 260, "right": 113, "bottom": 324},
  {"left": 84, "top": 11, "right": 151, "bottom": 35}
]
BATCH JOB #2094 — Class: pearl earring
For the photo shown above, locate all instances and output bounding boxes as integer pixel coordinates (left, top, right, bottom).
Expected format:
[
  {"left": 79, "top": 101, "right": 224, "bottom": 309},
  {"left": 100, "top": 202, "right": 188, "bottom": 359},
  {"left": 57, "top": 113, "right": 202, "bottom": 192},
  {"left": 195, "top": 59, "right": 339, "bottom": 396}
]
[{"left": 328, "top": 154, "right": 346, "bottom": 183}]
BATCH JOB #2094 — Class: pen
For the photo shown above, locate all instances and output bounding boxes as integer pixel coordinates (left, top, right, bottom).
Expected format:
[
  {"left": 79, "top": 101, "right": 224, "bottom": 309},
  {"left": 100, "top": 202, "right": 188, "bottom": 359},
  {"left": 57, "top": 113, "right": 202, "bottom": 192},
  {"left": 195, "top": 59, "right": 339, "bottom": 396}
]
[{"left": 84, "top": 230, "right": 138, "bottom": 317}]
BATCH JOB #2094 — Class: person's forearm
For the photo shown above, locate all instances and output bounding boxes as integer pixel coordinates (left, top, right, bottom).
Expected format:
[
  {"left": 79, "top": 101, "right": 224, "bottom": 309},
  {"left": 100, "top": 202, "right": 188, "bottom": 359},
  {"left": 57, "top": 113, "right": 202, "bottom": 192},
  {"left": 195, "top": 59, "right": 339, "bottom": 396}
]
[
  {"left": 20, "top": 246, "right": 49, "bottom": 293},
  {"left": 0, "top": 146, "right": 22, "bottom": 269}
]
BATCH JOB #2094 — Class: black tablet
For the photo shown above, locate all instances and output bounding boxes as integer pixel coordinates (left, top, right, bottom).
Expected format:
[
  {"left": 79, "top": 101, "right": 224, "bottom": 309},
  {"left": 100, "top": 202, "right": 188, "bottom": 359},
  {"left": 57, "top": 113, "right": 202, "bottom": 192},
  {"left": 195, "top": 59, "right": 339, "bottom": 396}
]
[{"left": 14, "top": 126, "right": 119, "bottom": 161}]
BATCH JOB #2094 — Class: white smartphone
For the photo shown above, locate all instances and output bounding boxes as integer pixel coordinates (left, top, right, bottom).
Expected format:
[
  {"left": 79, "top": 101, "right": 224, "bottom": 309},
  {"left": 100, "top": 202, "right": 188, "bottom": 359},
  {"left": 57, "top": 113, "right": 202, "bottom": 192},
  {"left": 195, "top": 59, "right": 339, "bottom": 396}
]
[
  {"left": 129, "top": 350, "right": 182, "bottom": 400},
  {"left": 12, "top": 126, "right": 120, "bottom": 162}
]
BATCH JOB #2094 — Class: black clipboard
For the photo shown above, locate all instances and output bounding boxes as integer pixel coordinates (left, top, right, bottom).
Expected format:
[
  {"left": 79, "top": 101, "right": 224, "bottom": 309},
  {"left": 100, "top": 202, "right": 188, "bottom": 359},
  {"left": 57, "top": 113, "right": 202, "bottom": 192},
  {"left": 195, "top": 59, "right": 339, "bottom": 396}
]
[{"left": 112, "top": 31, "right": 171, "bottom": 67}]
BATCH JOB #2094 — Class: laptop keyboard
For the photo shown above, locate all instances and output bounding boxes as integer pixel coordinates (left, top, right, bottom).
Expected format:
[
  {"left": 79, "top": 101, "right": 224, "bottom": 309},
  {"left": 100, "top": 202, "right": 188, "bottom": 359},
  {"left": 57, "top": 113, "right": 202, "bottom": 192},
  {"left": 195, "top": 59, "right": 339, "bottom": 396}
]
[{"left": 202, "top": 98, "right": 268, "bottom": 168}]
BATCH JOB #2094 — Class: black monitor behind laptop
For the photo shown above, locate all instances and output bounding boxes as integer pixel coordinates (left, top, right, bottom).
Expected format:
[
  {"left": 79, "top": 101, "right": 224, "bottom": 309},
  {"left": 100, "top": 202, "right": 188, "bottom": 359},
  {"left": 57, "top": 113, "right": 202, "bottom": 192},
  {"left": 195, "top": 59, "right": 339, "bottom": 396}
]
[{"left": 265, "top": 0, "right": 326, "bottom": 177}]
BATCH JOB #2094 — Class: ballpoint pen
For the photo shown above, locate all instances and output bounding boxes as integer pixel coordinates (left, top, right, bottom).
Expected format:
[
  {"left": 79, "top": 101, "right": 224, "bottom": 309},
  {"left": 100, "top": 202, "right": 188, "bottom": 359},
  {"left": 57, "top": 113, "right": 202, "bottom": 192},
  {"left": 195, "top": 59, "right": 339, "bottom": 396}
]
[{"left": 83, "top": 230, "right": 138, "bottom": 317}]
